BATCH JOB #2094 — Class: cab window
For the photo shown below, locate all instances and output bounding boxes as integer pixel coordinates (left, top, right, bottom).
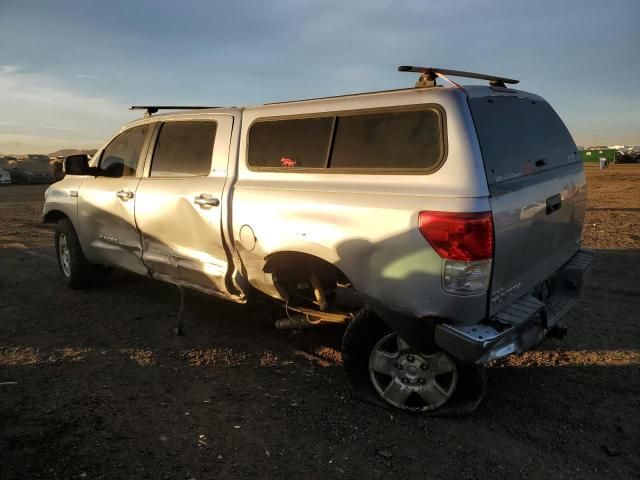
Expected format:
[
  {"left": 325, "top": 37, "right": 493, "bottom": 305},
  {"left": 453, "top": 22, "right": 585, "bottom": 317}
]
[
  {"left": 247, "top": 106, "right": 445, "bottom": 173},
  {"left": 150, "top": 121, "right": 217, "bottom": 177},
  {"left": 248, "top": 117, "right": 333, "bottom": 169},
  {"left": 99, "top": 125, "right": 149, "bottom": 177},
  {"left": 330, "top": 109, "right": 444, "bottom": 170}
]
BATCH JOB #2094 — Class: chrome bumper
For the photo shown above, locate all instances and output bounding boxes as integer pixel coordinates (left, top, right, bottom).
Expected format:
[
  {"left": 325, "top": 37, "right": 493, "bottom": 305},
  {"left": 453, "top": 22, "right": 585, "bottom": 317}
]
[{"left": 435, "top": 249, "right": 594, "bottom": 364}]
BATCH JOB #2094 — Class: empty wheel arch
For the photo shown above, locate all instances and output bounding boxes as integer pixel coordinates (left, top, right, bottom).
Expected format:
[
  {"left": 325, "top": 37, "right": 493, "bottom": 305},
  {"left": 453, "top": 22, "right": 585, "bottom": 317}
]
[{"left": 262, "top": 251, "right": 362, "bottom": 313}]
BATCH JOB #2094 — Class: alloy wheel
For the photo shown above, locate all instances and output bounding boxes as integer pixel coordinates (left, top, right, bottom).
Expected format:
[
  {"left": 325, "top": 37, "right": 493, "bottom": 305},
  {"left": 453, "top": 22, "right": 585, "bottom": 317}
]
[
  {"left": 58, "top": 233, "right": 71, "bottom": 278},
  {"left": 368, "top": 333, "right": 457, "bottom": 411}
]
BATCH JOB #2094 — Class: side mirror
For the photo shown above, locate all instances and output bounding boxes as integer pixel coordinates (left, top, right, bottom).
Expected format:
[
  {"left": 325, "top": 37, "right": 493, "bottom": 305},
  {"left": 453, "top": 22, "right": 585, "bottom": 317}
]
[{"left": 64, "top": 154, "right": 90, "bottom": 175}]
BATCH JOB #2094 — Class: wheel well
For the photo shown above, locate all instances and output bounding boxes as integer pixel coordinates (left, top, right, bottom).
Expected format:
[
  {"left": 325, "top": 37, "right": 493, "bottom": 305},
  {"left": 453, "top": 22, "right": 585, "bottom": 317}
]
[
  {"left": 263, "top": 252, "right": 353, "bottom": 307},
  {"left": 264, "top": 252, "right": 348, "bottom": 282},
  {"left": 43, "top": 210, "right": 69, "bottom": 225}
]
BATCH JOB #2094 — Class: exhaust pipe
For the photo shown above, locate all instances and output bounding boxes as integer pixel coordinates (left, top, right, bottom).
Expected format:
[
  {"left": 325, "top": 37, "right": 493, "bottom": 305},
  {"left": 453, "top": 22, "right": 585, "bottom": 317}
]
[{"left": 275, "top": 314, "right": 322, "bottom": 330}]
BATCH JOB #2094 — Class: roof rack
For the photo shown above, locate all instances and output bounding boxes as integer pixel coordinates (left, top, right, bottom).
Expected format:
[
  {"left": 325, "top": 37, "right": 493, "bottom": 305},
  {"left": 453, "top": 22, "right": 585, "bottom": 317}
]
[
  {"left": 398, "top": 66, "right": 519, "bottom": 88},
  {"left": 129, "top": 105, "right": 220, "bottom": 117}
]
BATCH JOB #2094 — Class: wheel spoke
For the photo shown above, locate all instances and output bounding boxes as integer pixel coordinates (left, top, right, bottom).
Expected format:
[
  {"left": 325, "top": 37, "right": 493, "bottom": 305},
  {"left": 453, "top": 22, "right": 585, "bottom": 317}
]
[
  {"left": 395, "top": 335, "right": 411, "bottom": 353},
  {"left": 429, "top": 352, "right": 456, "bottom": 376},
  {"left": 382, "top": 380, "right": 411, "bottom": 406},
  {"left": 417, "top": 380, "right": 449, "bottom": 407},
  {"left": 58, "top": 234, "right": 71, "bottom": 277},
  {"left": 370, "top": 349, "right": 397, "bottom": 375}
]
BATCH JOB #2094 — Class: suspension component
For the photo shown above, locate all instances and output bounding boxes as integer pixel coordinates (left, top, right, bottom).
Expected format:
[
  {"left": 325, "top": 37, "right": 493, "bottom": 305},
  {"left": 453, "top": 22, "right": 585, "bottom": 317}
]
[{"left": 309, "top": 273, "right": 329, "bottom": 311}]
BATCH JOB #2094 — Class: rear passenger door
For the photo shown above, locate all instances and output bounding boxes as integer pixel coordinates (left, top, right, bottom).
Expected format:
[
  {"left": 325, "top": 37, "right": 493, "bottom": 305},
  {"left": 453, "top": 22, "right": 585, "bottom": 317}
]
[{"left": 134, "top": 116, "right": 234, "bottom": 296}]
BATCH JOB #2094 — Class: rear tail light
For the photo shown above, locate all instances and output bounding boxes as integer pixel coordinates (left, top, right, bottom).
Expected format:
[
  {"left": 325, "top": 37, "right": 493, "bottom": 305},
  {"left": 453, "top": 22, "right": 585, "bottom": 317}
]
[
  {"left": 418, "top": 211, "right": 493, "bottom": 261},
  {"left": 418, "top": 211, "right": 494, "bottom": 294}
]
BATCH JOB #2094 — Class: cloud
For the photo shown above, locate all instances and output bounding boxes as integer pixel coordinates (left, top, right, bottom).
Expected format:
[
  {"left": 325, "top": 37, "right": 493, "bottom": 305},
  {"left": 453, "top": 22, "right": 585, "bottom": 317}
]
[
  {"left": 1, "top": 78, "right": 122, "bottom": 115},
  {"left": 0, "top": 65, "right": 21, "bottom": 74},
  {"left": 43, "top": 126, "right": 74, "bottom": 131},
  {"left": 76, "top": 73, "right": 99, "bottom": 79},
  {"left": 0, "top": 69, "right": 135, "bottom": 150}
]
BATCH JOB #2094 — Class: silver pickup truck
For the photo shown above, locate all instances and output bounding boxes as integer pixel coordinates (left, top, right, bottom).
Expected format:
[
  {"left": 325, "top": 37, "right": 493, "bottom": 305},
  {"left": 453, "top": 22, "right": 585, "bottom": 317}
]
[{"left": 44, "top": 67, "right": 593, "bottom": 414}]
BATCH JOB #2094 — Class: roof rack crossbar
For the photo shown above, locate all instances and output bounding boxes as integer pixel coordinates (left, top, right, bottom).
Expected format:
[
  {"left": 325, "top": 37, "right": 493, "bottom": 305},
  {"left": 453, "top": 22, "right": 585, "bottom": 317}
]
[
  {"left": 129, "top": 105, "right": 220, "bottom": 117},
  {"left": 398, "top": 66, "right": 519, "bottom": 88}
]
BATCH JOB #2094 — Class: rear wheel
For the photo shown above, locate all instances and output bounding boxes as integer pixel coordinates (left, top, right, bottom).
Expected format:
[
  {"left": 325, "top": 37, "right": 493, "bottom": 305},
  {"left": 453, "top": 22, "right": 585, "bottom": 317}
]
[
  {"left": 343, "top": 308, "right": 485, "bottom": 415},
  {"left": 369, "top": 332, "right": 457, "bottom": 412}
]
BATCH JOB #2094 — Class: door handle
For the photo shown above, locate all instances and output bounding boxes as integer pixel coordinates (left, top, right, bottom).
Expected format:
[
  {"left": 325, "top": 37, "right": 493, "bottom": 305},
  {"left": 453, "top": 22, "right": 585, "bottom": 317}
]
[
  {"left": 116, "top": 190, "right": 134, "bottom": 200},
  {"left": 546, "top": 193, "right": 562, "bottom": 214},
  {"left": 194, "top": 193, "right": 220, "bottom": 207}
]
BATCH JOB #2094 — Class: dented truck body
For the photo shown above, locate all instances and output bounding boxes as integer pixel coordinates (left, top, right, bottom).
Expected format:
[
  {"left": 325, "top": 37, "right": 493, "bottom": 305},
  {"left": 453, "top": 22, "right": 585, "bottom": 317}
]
[{"left": 43, "top": 73, "right": 593, "bottom": 413}]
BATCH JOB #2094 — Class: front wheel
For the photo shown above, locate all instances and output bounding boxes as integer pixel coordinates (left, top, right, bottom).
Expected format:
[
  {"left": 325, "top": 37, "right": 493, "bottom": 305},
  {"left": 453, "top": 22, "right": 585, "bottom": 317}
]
[{"left": 55, "top": 218, "right": 96, "bottom": 289}]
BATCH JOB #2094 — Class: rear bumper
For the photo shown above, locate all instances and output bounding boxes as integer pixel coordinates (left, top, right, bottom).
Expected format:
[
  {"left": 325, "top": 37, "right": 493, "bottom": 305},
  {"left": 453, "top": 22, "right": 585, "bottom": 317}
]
[{"left": 435, "top": 249, "right": 594, "bottom": 364}]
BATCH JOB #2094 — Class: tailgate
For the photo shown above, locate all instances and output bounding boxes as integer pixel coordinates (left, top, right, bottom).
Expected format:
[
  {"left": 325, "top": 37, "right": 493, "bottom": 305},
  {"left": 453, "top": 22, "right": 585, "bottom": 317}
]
[
  {"left": 468, "top": 94, "right": 587, "bottom": 315},
  {"left": 488, "top": 164, "right": 586, "bottom": 314}
]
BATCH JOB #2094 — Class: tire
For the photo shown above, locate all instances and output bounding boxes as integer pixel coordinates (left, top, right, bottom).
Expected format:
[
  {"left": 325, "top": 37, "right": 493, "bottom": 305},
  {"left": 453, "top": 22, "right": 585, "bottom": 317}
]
[
  {"left": 342, "top": 308, "right": 486, "bottom": 416},
  {"left": 342, "top": 308, "right": 392, "bottom": 394},
  {"left": 55, "top": 218, "right": 96, "bottom": 289}
]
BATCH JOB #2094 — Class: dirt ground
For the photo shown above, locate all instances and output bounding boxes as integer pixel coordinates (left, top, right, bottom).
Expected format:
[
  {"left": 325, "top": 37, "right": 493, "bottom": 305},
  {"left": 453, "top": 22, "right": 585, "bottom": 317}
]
[{"left": 1, "top": 164, "right": 639, "bottom": 479}]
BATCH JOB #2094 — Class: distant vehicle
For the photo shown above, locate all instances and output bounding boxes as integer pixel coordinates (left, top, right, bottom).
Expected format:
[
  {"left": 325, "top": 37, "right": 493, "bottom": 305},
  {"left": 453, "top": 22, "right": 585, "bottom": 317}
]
[
  {"left": 0, "top": 167, "right": 11, "bottom": 185},
  {"left": 43, "top": 66, "right": 593, "bottom": 414},
  {"left": 9, "top": 156, "right": 55, "bottom": 184},
  {"left": 0, "top": 157, "right": 17, "bottom": 183},
  {"left": 51, "top": 159, "right": 65, "bottom": 181},
  {"left": 28, "top": 154, "right": 51, "bottom": 162}
]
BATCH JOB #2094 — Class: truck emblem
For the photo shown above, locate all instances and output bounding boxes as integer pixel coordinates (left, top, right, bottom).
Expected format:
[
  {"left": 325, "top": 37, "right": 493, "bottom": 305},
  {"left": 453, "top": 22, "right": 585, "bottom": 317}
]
[
  {"left": 98, "top": 234, "right": 120, "bottom": 245},
  {"left": 280, "top": 157, "right": 296, "bottom": 167}
]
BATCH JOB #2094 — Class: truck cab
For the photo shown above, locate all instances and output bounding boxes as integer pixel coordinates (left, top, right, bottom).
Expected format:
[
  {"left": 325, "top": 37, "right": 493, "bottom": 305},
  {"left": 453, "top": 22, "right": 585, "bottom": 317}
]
[{"left": 45, "top": 109, "right": 244, "bottom": 298}]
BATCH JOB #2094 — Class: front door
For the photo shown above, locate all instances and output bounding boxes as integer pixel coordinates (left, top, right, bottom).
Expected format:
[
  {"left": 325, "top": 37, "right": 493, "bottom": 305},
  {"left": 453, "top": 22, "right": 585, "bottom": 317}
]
[
  {"left": 77, "top": 124, "right": 152, "bottom": 275},
  {"left": 134, "top": 116, "right": 234, "bottom": 296}
]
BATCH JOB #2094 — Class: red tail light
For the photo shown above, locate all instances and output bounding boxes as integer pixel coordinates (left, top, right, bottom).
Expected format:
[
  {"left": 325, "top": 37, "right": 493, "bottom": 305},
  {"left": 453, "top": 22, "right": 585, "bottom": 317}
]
[{"left": 418, "top": 211, "right": 494, "bottom": 261}]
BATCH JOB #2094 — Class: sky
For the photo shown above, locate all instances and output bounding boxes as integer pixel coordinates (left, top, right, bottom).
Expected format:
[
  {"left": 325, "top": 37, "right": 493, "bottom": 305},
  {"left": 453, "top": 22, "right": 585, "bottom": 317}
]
[{"left": 0, "top": 0, "right": 638, "bottom": 154}]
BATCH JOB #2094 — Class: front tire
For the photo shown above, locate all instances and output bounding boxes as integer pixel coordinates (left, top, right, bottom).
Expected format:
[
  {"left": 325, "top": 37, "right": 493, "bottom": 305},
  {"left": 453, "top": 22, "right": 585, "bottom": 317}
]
[{"left": 55, "top": 218, "right": 95, "bottom": 289}]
